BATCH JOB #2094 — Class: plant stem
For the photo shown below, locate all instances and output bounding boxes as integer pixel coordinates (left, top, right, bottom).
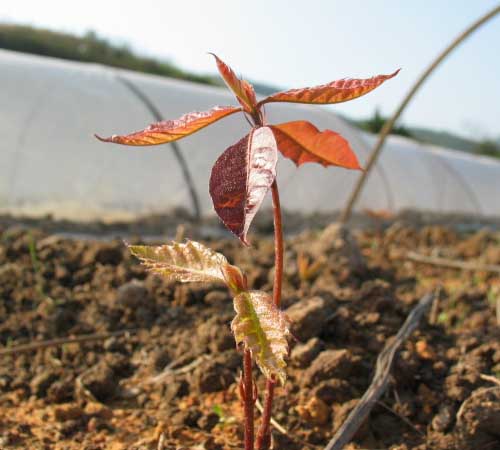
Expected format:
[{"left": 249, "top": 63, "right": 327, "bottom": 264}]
[
  {"left": 243, "top": 348, "right": 255, "bottom": 450},
  {"left": 256, "top": 179, "right": 284, "bottom": 450},
  {"left": 270, "top": 180, "right": 284, "bottom": 308},
  {"left": 256, "top": 377, "right": 275, "bottom": 450}
]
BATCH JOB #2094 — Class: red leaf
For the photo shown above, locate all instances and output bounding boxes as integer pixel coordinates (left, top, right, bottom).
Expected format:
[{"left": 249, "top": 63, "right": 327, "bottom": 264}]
[
  {"left": 271, "top": 121, "right": 361, "bottom": 169},
  {"left": 95, "top": 106, "right": 241, "bottom": 146},
  {"left": 210, "top": 53, "right": 257, "bottom": 114},
  {"left": 209, "top": 127, "right": 278, "bottom": 245},
  {"left": 258, "top": 70, "right": 400, "bottom": 106}
]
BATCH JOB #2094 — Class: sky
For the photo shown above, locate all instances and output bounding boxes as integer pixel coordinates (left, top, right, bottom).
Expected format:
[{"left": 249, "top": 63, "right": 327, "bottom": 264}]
[{"left": 2, "top": 0, "right": 500, "bottom": 140}]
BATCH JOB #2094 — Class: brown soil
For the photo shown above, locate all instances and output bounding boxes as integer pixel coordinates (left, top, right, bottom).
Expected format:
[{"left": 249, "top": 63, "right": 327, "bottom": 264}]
[{"left": 0, "top": 223, "right": 499, "bottom": 450}]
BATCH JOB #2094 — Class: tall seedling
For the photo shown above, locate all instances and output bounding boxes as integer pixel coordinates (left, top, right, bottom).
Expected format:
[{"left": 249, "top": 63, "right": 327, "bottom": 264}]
[{"left": 97, "top": 55, "right": 398, "bottom": 450}]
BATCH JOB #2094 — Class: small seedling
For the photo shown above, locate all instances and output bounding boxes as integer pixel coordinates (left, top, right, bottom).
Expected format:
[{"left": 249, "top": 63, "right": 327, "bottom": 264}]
[
  {"left": 97, "top": 54, "right": 397, "bottom": 449},
  {"left": 213, "top": 404, "right": 237, "bottom": 428},
  {"left": 297, "top": 251, "right": 326, "bottom": 283}
]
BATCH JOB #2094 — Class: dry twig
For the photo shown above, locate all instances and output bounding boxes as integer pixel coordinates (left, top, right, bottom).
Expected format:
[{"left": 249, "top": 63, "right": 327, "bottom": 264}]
[
  {"left": 406, "top": 251, "right": 500, "bottom": 274},
  {"left": 480, "top": 373, "right": 500, "bottom": 386},
  {"left": 324, "top": 291, "right": 436, "bottom": 450},
  {"left": 157, "top": 432, "right": 166, "bottom": 450},
  {"left": 148, "top": 354, "right": 210, "bottom": 384},
  {"left": 0, "top": 329, "right": 137, "bottom": 357}
]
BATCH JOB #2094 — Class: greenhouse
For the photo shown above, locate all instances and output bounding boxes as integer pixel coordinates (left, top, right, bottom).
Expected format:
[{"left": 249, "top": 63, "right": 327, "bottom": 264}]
[{"left": 1, "top": 48, "right": 499, "bottom": 221}]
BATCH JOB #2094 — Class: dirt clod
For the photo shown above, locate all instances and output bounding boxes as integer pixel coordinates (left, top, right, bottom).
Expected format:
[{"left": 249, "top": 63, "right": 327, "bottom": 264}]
[
  {"left": 286, "top": 296, "right": 335, "bottom": 341},
  {"left": 291, "top": 337, "right": 324, "bottom": 368},
  {"left": 80, "top": 363, "right": 117, "bottom": 402},
  {"left": 303, "top": 349, "right": 360, "bottom": 386}
]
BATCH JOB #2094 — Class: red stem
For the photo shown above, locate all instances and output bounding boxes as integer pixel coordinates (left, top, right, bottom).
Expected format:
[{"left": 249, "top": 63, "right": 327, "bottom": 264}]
[
  {"left": 243, "top": 348, "right": 255, "bottom": 450},
  {"left": 270, "top": 180, "right": 284, "bottom": 308},
  {"left": 256, "top": 179, "right": 283, "bottom": 450}
]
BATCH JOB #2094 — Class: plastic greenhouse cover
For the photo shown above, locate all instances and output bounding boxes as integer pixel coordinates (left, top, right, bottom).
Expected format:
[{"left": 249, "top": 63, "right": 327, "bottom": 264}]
[{"left": 1, "top": 49, "right": 499, "bottom": 221}]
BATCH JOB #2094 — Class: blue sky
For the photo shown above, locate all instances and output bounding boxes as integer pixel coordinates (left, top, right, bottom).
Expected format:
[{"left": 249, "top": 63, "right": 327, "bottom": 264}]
[{"left": 2, "top": 0, "right": 499, "bottom": 140}]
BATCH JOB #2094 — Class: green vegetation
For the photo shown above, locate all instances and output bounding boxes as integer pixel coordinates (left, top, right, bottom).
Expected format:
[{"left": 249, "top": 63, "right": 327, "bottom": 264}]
[
  {"left": 0, "top": 24, "right": 218, "bottom": 85},
  {"left": 473, "top": 139, "right": 500, "bottom": 158},
  {"left": 356, "top": 108, "right": 411, "bottom": 137},
  {"left": 354, "top": 109, "right": 500, "bottom": 159}
]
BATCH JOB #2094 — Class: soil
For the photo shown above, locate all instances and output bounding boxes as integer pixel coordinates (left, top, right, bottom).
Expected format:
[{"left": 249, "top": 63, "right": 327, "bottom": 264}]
[{"left": 0, "top": 222, "right": 499, "bottom": 450}]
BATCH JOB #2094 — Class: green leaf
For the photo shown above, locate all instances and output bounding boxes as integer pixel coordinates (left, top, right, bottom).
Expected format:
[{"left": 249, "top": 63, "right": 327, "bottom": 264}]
[{"left": 231, "top": 290, "right": 290, "bottom": 384}]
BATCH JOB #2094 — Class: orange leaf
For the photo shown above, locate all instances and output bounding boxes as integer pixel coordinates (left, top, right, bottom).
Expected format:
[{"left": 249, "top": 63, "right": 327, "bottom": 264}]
[
  {"left": 259, "top": 70, "right": 400, "bottom": 106},
  {"left": 210, "top": 53, "right": 257, "bottom": 114},
  {"left": 271, "top": 121, "right": 361, "bottom": 169},
  {"left": 95, "top": 106, "right": 241, "bottom": 146}
]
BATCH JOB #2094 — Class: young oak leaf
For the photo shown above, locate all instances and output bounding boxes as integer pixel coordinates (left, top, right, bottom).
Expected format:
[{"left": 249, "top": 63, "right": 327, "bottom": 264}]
[
  {"left": 271, "top": 121, "right": 361, "bottom": 169},
  {"left": 210, "top": 53, "right": 258, "bottom": 115},
  {"left": 128, "top": 240, "right": 232, "bottom": 284},
  {"left": 231, "top": 290, "right": 290, "bottom": 385},
  {"left": 95, "top": 106, "right": 241, "bottom": 146},
  {"left": 129, "top": 240, "right": 247, "bottom": 292},
  {"left": 258, "top": 70, "right": 400, "bottom": 106},
  {"left": 209, "top": 126, "right": 278, "bottom": 245}
]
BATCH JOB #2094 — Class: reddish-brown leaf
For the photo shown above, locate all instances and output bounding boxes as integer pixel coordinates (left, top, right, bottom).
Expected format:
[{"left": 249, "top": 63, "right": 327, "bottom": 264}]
[
  {"left": 258, "top": 70, "right": 400, "bottom": 106},
  {"left": 95, "top": 106, "right": 241, "bottom": 146},
  {"left": 209, "top": 127, "right": 278, "bottom": 245},
  {"left": 210, "top": 53, "right": 257, "bottom": 114},
  {"left": 271, "top": 121, "right": 361, "bottom": 169}
]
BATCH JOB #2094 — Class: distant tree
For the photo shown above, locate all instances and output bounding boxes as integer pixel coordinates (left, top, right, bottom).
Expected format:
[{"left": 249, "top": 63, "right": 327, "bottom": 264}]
[
  {"left": 358, "top": 108, "right": 411, "bottom": 137},
  {"left": 473, "top": 139, "right": 500, "bottom": 158},
  {"left": 0, "top": 24, "right": 217, "bottom": 85}
]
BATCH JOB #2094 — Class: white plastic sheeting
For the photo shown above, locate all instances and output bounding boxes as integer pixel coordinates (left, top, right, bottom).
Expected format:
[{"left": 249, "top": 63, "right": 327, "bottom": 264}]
[{"left": 1, "top": 49, "right": 499, "bottom": 220}]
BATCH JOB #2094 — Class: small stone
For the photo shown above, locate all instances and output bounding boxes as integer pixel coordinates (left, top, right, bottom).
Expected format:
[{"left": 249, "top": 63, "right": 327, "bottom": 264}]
[
  {"left": 84, "top": 402, "right": 113, "bottom": 420},
  {"left": 54, "top": 404, "right": 84, "bottom": 422},
  {"left": 47, "top": 378, "right": 74, "bottom": 403},
  {"left": 80, "top": 362, "right": 116, "bottom": 402},
  {"left": 432, "top": 404, "right": 454, "bottom": 432},
  {"left": 115, "top": 280, "right": 149, "bottom": 309},
  {"left": 291, "top": 338, "right": 324, "bottom": 368},
  {"left": 286, "top": 296, "right": 335, "bottom": 341}
]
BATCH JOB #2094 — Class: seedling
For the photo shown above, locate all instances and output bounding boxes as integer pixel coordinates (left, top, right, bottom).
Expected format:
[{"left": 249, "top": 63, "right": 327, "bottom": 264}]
[
  {"left": 297, "top": 251, "right": 326, "bottom": 283},
  {"left": 97, "top": 54, "right": 397, "bottom": 449}
]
